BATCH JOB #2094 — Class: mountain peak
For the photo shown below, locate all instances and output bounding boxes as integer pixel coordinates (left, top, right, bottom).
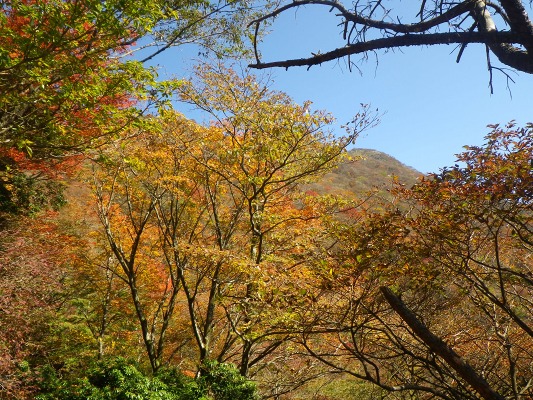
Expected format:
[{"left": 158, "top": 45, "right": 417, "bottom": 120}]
[{"left": 307, "top": 148, "right": 422, "bottom": 198}]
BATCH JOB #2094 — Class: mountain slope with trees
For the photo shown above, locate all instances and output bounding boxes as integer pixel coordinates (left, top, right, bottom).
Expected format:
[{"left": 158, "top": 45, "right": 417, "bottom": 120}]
[
  {"left": 3, "top": 1, "right": 533, "bottom": 399},
  {"left": 307, "top": 148, "right": 422, "bottom": 198}
]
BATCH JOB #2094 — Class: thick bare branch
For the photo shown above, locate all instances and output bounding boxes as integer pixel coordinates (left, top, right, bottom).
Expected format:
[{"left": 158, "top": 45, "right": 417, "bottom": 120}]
[
  {"left": 499, "top": 0, "right": 533, "bottom": 35},
  {"left": 250, "top": 31, "right": 533, "bottom": 72},
  {"left": 250, "top": 0, "right": 475, "bottom": 34},
  {"left": 380, "top": 286, "right": 505, "bottom": 400},
  {"left": 249, "top": 0, "right": 533, "bottom": 74}
]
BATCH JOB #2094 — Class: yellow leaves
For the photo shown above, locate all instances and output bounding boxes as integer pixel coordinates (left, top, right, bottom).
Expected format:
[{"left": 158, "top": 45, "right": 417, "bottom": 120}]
[
  {"left": 123, "top": 156, "right": 146, "bottom": 171},
  {"left": 175, "top": 241, "right": 230, "bottom": 265},
  {"left": 178, "top": 63, "right": 351, "bottom": 187},
  {"left": 86, "top": 64, "right": 377, "bottom": 372}
]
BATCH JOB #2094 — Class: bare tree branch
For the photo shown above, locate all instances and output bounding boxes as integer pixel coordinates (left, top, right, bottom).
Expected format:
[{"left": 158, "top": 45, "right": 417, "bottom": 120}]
[
  {"left": 249, "top": 0, "right": 533, "bottom": 74},
  {"left": 380, "top": 286, "right": 505, "bottom": 400}
]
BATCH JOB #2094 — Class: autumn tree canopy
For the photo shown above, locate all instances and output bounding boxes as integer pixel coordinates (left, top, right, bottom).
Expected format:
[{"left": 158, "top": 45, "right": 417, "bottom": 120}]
[
  {"left": 1, "top": 0, "right": 258, "bottom": 158},
  {"left": 7, "top": 1, "right": 533, "bottom": 400},
  {"left": 90, "top": 66, "right": 376, "bottom": 396},
  {"left": 0, "top": 0, "right": 262, "bottom": 214},
  {"left": 249, "top": 0, "right": 533, "bottom": 76},
  {"left": 298, "top": 123, "right": 533, "bottom": 399}
]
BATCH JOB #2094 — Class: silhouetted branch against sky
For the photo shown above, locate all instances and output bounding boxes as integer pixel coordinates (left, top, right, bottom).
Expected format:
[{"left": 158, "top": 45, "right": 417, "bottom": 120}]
[{"left": 250, "top": 0, "right": 533, "bottom": 75}]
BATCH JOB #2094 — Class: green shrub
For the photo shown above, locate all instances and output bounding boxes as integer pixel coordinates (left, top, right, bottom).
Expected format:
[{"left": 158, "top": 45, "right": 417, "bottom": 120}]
[
  {"left": 36, "top": 358, "right": 259, "bottom": 400},
  {"left": 199, "top": 361, "right": 259, "bottom": 400}
]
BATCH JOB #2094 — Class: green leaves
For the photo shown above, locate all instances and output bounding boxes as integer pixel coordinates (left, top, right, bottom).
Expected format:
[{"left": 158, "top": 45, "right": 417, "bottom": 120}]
[
  {"left": 1, "top": 0, "right": 262, "bottom": 216},
  {"left": 37, "top": 358, "right": 259, "bottom": 400}
]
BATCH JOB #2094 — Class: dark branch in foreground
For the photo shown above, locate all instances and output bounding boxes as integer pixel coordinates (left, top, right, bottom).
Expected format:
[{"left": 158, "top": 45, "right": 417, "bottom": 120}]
[
  {"left": 249, "top": 0, "right": 533, "bottom": 75},
  {"left": 380, "top": 286, "right": 505, "bottom": 400},
  {"left": 249, "top": 31, "right": 532, "bottom": 71}
]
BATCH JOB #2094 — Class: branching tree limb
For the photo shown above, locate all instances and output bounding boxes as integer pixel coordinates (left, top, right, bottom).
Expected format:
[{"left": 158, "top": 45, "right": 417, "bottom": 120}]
[
  {"left": 380, "top": 286, "right": 505, "bottom": 400},
  {"left": 249, "top": 0, "right": 533, "bottom": 74}
]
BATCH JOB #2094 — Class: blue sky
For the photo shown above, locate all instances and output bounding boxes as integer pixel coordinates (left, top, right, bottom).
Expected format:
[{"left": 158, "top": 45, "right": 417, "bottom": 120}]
[
  {"left": 253, "top": 5, "right": 533, "bottom": 173},
  {"left": 159, "top": 4, "right": 533, "bottom": 174}
]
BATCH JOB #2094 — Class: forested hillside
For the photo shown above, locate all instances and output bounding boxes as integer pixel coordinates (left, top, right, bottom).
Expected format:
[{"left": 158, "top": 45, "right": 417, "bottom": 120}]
[
  {"left": 2, "top": 1, "right": 533, "bottom": 400},
  {"left": 307, "top": 148, "right": 421, "bottom": 198}
]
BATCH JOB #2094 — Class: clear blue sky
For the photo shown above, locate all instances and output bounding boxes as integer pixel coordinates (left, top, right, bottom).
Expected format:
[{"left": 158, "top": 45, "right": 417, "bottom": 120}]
[
  {"left": 157, "top": 4, "right": 533, "bottom": 174},
  {"left": 253, "top": 5, "right": 533, "bottom": 173}
]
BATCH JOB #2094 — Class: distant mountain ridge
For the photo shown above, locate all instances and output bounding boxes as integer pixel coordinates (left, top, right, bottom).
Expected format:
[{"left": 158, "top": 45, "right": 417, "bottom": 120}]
[{"left": 308, "top": 148, "right": 422, "bottom": 198}]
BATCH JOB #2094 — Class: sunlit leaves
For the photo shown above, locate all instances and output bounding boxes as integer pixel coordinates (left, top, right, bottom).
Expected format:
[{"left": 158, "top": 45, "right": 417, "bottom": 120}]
[
  {"left": 89, "top": 66, "right": 375, "bottom": 393},
  {"left": 0, "top": 0, "right": 259, "bottom": 215},
  {"left": 309, "top": 123, "right": 533, "bottom": 398}
]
